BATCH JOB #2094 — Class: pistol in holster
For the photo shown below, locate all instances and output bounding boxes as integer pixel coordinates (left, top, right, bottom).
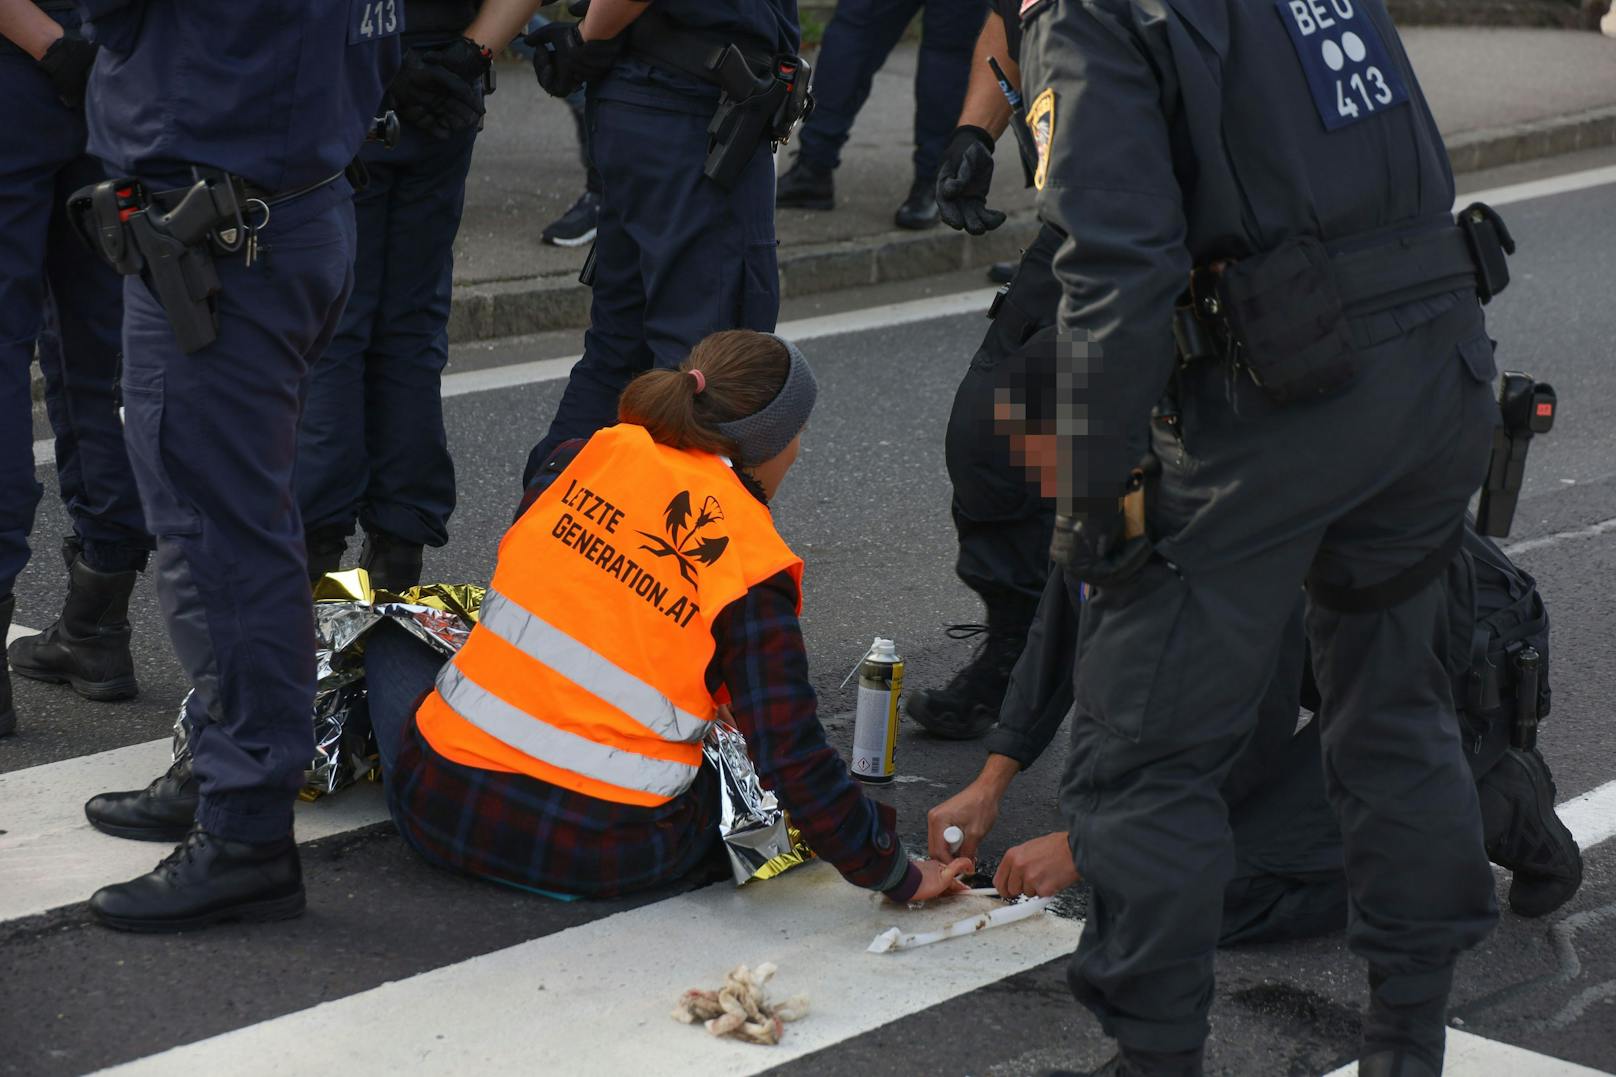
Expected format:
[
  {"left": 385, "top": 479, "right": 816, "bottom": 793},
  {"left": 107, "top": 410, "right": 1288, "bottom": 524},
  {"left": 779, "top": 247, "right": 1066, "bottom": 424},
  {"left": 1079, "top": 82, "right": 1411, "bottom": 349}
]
[
  {"left": 67, "top": 176, "right": 244, "bottom": 354},
  {"left": 1475, "top": 371, "right": 1556, "bottom": 538},
  {"left": 704, "top": 49, "right": 813, "bottom": 191}
]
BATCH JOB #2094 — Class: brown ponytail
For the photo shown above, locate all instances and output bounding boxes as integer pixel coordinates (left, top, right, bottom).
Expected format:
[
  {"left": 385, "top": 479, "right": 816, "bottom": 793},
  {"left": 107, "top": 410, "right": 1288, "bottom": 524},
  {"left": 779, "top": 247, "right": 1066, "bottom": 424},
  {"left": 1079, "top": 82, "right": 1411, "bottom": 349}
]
[{"left": 617, "top": 330, "right": 791, "bottom": 456}]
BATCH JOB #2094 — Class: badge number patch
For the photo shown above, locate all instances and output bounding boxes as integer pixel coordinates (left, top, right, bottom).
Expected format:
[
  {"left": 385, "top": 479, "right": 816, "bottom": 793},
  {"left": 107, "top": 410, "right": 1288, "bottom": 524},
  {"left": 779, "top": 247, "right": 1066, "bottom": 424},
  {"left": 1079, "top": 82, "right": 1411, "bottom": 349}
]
[
  {"left": 1274, "top": 0, "right": 1408, "bottom": 131},
  {"left": 349, "top": 0, "right": 404, "bottom": 45},
  {"left": 1028, "top": 88, "right": 1055, "bottom": 190}
]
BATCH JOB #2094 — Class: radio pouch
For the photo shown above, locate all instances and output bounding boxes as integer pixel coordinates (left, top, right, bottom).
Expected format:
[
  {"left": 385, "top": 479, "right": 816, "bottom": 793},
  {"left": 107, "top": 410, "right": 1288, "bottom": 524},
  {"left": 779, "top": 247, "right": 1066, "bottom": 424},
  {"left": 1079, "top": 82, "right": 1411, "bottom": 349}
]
[{"left": 1215, "top": 235, "right": 1356, "bottom": 404}]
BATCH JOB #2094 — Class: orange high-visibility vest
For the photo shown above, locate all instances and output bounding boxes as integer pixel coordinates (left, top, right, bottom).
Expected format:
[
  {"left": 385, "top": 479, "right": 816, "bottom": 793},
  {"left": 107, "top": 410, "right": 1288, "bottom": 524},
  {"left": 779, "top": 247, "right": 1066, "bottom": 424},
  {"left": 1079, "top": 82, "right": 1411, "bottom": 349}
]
[{"left": 416, "top": 424, "right": 804, "bottom": 807}]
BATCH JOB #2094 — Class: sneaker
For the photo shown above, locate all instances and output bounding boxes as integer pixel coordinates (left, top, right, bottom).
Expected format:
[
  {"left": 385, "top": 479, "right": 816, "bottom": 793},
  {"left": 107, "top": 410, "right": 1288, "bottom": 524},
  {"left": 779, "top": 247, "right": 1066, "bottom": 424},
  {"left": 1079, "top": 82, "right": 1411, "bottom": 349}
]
[
  {"left": 542, "top": 191, "right": 599, "bottom": 248},
  {"left": 1478, "top": 746, "right": 1584, "bottom": 916},
  {"left": 776, "top": 159, "right": 835, "bottom": 210}
]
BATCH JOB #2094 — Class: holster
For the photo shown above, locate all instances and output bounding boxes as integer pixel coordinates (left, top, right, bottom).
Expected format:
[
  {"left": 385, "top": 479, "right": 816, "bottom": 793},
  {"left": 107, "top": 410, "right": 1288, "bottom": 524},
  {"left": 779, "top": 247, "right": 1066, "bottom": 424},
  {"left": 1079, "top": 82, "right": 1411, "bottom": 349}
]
[
  {"left": 67, "top": 177, "right": 242, "bottom": 354},
  {"left": 624, "top": 10, "right": 812, "bottom": 191}
]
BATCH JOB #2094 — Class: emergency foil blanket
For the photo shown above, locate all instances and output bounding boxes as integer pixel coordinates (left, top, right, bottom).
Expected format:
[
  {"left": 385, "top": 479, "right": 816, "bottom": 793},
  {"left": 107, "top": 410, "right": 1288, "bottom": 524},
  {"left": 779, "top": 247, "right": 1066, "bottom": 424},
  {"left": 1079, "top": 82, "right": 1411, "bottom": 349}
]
[
  {"left": 704, "top": 719, "right": 814, "bottom": 885},
  {"left": 171, "top": 569, "right": 485, "bottom": 799}
]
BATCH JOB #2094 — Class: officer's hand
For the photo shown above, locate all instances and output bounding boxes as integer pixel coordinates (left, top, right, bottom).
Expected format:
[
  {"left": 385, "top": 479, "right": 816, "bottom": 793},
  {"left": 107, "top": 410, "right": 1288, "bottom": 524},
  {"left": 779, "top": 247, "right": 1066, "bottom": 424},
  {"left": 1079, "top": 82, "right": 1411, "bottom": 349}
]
[
  {"left": 936, "top": 126, "right": 1006, "bottom": 236},
  {"left": 994, "top": 831, "right": 1080, "bottom": 898},
  {"left": 526, "top": 21, "right": 622, "bottom": 99},
  {"left": 898, "top": 856, "right": 975, "bottom": 903},
  {"left": 423, "top": 37, "right": 493, "bottom": 89},
  {"left": 927, "top": 780, "right": 1001, "bottom": 861},
  {"left": 391, "top": 49, "right": 485, "bottom": 140},
  {"left": 36, "top": 30, "right": 97, "bottom": 110},
  {"left": 1050, "top": 506, "right": 1151, "bottom": 588}
]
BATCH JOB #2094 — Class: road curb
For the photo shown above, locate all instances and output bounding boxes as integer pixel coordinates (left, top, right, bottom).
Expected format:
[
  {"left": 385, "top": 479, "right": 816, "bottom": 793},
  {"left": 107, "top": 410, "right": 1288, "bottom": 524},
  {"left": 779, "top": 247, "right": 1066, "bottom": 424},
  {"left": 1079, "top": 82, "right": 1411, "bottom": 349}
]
[
  {"left": 437, "top": 107, "right": 1616, "bottom": 345},
  {"left": 26, "top": 104, "right": 1616, "bottom": 409}
]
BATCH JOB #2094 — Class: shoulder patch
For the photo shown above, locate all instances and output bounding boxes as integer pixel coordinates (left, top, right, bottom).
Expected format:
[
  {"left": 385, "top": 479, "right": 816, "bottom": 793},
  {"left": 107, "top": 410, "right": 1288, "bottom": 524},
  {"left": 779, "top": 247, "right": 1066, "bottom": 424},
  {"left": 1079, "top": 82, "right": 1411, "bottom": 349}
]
[
  {"left": 1273, "top": 0, "right": 1409, "bottom": 131},
  {"left": 1028, "top": 88, "right": 1055, "bottom": 191}
]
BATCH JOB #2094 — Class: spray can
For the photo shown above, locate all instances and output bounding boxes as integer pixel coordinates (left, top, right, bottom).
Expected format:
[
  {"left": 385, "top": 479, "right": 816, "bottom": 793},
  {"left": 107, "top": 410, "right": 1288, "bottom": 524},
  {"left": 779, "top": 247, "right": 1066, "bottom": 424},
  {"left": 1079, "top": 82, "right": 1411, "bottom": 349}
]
[{"left": 851, "top": 637, "right": 904, "bottom": 783}]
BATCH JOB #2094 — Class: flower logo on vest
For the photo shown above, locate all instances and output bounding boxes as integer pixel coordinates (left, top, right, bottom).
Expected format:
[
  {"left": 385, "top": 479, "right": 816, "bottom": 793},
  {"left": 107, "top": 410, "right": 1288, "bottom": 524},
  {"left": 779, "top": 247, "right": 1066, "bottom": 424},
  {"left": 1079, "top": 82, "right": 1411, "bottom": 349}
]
[{"left": 636, "top": 491, "right": 729, "bottom": 586}]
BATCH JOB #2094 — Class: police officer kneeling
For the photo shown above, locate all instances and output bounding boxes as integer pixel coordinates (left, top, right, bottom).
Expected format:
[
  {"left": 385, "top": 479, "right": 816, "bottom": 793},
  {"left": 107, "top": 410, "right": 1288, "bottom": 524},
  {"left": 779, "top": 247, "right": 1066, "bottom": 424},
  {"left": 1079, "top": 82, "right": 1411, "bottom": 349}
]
[
  {"left": 69, "top": 0, "right": 398, "bottom": 932},
  {"left": 1019, "top": 1, "right": 1511, "bottom": 1073}
]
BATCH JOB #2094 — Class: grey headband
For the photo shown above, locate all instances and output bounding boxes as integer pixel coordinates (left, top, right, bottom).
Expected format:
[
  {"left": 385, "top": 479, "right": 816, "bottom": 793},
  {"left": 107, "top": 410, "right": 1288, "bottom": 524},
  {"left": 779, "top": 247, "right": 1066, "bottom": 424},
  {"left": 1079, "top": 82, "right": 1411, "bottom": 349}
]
[{"left": 714, "top": 335, "right": 818, "bottom": 467}]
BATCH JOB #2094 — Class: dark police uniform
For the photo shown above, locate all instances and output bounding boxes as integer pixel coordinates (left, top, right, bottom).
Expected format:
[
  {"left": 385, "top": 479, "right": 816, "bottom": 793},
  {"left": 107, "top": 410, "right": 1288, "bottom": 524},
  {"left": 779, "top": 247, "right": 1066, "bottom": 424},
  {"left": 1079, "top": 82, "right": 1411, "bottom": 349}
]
[
  {"left": 77, "top": 0, "right": 397, "bottom": 848},
  {"left": 792, "top": 0, "right": 987, "bottom": 186},
  {"left": 0, "top": 4, "right": 150, "bottom": 644},
  {"left": 523, "top": 0, "right": 797, "bottom": 480},
  {"left": 297, "top": 0, "right": 486, "bottom": 584},
  {"left": 942, "top": 0, "right": 1054, "bottom": 616},
  {"left": 1020, "top": 0, "right": 1499, "bottom": 1068}
]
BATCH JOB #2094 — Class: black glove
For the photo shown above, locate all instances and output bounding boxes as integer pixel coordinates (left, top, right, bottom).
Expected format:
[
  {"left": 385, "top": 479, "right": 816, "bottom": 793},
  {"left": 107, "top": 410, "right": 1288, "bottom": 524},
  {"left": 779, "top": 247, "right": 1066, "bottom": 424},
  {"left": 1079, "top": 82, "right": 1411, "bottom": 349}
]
[
  {"left": 36, "top": 30, "right": 98, "bottom": 110},
  {"left": 936, "top": 126, "right": 1006, "bottom": 236},
  {"left": 1050, "top": 507, "right": 1151, "bottom": 588},
  {"left": 525, "top": 21, "right": 621, "bottom": 99},
  {"left": 424, "top": 36, "right": 493, "bottom": 90},
  {"left": 390, "top": 46, "right": 485, "bottom": 140}
]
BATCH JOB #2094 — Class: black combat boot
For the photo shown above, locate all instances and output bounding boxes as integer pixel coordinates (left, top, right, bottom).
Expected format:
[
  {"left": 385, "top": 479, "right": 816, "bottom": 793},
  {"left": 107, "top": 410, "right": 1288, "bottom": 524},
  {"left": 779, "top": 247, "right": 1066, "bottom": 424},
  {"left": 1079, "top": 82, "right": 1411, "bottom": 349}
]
[
  {"left": 305, "top": 525, "right": 348, "bottom": 585},
  {"left": 1357, "top": 1051, "right": 1440, "bottom": 1077},
  {"left": 895, "top": 177, "right": 941, "bottom": 230},
  {"left": 85, "top": 754, "right": 199, "bottom": 842},
  {"left": 1, "top": 594, "right": 17, "bottom": 738},
  {"left": 906, "top": 598, "right": 1037, "bottom": 740},
  {"left": 7, "top": 540, "right": 139, "bottom": 702},
  {"left": 1361, "top": 966, "right": 1451, "bottom": 1077},
  {"left": 1478, "top": 746, "right": 1584, "bottom": 917},
  {"left": 1046, "top": 1044, "right": 1204, "bottom": 1076},
  {"left": 775, "top": 158, "right": 835, "bottom": 210},
  {"left": 359, "top": 530, "right": 424, "bottom": 594},
  {"left": 89, "top": 824, "right": 304, "bottom": 933}
]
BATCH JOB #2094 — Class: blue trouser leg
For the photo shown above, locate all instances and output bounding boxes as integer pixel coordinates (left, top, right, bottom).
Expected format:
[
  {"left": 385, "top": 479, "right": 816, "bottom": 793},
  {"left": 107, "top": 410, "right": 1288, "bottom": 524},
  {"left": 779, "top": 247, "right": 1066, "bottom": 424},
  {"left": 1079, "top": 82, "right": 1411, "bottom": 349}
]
[
  {"left": 0, "top": 50, "right": 70, "bottom": 596},
  {"left": 912, "top": 0, "right": 987, "bottom": 180},
  {"left": 793, "top": 0, "right": 921, "bottom": 174},
  {"left": 39, "top": 151, "right": 151, "bottom": 572},
  {"left": 297, "top": 125, "right": 472, "bottom": 548},
  {"left": 525, "top": 91, "right": 779, "bottom": 478},
  {"left": 124, "top": 195, "right": 356, "bottom": 844}
]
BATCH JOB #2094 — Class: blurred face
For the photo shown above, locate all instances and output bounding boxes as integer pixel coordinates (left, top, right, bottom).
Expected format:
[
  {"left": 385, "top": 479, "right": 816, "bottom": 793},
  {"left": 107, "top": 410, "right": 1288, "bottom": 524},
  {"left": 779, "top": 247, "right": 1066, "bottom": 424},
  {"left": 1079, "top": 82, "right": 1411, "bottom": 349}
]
[
  {"left": 994, "top": 401, "right": 1061, "bottom": 500},
  {"left": 746, "top": 432, "right": 802, "bottom": 500}
]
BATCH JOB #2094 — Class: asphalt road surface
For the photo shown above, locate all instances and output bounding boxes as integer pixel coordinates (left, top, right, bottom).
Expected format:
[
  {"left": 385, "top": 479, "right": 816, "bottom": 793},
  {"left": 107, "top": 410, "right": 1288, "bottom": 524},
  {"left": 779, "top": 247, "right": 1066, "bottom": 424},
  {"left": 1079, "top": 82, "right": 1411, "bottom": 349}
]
[{"left": 4, "top": 150, "right": 1616, "bottom": 1077}]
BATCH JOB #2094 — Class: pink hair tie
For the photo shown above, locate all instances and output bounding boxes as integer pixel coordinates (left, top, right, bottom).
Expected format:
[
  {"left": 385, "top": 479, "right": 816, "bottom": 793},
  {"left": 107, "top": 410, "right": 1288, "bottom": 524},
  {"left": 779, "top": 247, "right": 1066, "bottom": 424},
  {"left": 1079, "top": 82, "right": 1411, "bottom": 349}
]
[{"left": 689, "top": 368, "right": 706, "bottom": 394}]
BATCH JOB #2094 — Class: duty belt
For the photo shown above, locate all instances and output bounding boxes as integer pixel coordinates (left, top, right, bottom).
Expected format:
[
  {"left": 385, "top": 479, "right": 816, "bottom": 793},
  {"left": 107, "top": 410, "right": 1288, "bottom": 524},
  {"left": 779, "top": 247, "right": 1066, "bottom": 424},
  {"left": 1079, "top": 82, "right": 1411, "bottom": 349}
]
[
  {"left": 1177, "top": 202, "right": 1516, "bottom": 367},
  {"left": 622, "top": 9, "right": 774, "bottom": 93}
]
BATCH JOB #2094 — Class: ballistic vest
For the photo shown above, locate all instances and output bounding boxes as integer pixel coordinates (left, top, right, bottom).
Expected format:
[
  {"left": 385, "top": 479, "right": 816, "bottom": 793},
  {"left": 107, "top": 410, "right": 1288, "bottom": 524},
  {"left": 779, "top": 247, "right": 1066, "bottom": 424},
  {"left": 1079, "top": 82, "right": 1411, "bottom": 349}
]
[{"left": 416, "top": 424, "right": 804, "bottom": 807}]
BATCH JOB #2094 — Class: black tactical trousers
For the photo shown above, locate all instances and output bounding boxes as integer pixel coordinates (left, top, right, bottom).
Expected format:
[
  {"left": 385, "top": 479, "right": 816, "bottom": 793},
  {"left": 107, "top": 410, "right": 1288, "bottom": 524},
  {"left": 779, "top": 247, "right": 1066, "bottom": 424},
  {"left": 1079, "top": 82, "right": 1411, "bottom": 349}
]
[
  {"left": 945, "top": 224, "right": 1064, "bottom": 607},
  {"left": 1060, "top": 294, "right": 1501, "bottom": 1052}
]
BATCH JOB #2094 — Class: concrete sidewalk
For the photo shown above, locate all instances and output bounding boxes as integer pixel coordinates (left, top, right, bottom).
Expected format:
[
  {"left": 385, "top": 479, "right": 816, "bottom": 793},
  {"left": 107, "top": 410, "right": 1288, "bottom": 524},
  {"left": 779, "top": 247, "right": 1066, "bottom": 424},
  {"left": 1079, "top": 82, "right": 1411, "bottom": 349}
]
[{"left": 455, "top": 27, "right": 1616, "bottom": 341}]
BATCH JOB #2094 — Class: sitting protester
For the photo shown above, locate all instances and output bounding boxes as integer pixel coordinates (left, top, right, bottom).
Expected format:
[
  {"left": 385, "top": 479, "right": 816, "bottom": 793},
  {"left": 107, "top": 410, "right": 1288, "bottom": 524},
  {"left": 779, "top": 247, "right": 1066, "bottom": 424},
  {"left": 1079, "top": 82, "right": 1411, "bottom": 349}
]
[{"left": 364, "top": 330, "right": 970, "bottom": 900}]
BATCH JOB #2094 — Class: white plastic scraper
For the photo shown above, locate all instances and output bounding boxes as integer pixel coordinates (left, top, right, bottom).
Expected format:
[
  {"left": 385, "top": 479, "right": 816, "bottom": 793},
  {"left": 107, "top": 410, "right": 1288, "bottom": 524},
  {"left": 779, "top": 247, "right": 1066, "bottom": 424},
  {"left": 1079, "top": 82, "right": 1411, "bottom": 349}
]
[{"left": 867, "top": 896, "right": 1053, "bottom": 954}]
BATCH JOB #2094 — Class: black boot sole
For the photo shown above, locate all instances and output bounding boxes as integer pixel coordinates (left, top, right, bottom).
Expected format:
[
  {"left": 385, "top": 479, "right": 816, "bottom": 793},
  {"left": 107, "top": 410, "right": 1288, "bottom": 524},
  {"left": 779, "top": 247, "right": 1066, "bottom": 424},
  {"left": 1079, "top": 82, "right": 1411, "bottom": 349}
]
[
  {"left": 86, "top": 814, "right": 197, "bottom": 843},
  {"left": 777, "top": 195, "right": 835, "bottom": 211},
  {"left": 91, "top": 889, "right": 306, "bottom": 933},
  {"left": 10, "top": 663, "right": 139, "bottom": 702}
]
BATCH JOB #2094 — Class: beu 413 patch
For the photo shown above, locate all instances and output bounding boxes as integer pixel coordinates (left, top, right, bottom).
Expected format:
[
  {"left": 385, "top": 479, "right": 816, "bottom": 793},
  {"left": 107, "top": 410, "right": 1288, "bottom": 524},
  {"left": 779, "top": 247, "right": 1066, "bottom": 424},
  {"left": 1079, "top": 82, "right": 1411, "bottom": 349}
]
[{"left": 1274, "top": 0, "right": 1408, "bottom": 131}]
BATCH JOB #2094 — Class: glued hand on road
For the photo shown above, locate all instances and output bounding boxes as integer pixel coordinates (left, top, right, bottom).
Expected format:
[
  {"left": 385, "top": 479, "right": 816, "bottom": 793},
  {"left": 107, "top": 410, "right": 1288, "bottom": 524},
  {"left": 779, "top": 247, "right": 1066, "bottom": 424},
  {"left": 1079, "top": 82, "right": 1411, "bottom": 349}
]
[
  {"left": 904, "top": 856, "right": 975, "bottom": 902},
  {"left": 994, "top": 831, "right": 1081, "bottom": 898}
]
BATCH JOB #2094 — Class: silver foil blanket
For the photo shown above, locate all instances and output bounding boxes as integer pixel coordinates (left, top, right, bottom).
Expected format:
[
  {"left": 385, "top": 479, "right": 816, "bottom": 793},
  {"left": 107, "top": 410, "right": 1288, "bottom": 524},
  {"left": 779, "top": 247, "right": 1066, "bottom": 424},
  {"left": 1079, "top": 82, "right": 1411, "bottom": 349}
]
[
  {"left": 172, "top": 570, "right": 484, "bottom": 799},
  {"left": 704, "top": 719, "right": 813, "bottom": 885}
]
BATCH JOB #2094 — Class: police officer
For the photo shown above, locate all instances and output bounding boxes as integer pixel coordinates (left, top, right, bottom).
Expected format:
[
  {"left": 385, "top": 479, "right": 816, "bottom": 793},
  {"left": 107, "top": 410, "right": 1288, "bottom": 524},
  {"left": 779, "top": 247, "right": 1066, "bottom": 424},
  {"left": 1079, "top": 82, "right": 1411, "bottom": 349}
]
[
  {"left": 519, "top": 0, "right": 804, "bottom": 483},
  {"left": 774, "top": 0, "right": 987, "bottom": 229},
  {"left": 72, "top": 0, "right": 398, "bottom": 932},
  {"left": 0, "top": 0, "right": 152, "bottom": 738},
  {"left": 1021, "top": 1, "right": 1504, "bottom": 1073},
  {"left": 907, "top": 1, "right": 1056, "bottom": 740},
  {"left": 299, "top": 0, "right": 539, "bottom": 592}
]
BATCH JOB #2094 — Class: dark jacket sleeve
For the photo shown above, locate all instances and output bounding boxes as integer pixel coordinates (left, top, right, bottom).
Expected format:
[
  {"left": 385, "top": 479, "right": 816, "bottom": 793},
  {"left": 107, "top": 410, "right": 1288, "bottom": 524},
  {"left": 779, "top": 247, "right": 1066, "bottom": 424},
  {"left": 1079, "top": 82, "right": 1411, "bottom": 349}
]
[
  {"left": 1025, "top": 0, "right": 1190, "bottom": 501},
  {"left": 710, "top": 571, "right": 921, "bottom": 900},
  {"left": 985, "top": 568, "right": 1080, "bottom": 767}
]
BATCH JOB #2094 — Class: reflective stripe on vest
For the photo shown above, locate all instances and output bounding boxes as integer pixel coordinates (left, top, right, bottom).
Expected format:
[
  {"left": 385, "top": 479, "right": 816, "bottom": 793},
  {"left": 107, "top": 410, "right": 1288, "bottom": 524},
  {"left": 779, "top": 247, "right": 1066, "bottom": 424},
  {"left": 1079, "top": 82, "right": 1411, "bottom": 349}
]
[
  {"left": 477, "top": 588, "right": 709, "bottom": 745},
  {"left": 434, "top": 663, "right": 699, "bottom": 800}
]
